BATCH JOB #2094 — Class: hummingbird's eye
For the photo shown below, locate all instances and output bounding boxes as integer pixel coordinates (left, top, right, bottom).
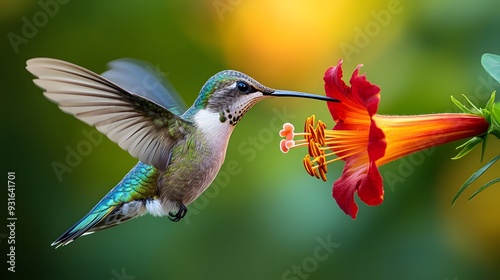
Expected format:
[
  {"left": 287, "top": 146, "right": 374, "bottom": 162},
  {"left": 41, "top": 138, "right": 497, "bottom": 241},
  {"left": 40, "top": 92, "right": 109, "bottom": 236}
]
[{"left": 236, "top": 81, "right": 252, "bottom": 94}]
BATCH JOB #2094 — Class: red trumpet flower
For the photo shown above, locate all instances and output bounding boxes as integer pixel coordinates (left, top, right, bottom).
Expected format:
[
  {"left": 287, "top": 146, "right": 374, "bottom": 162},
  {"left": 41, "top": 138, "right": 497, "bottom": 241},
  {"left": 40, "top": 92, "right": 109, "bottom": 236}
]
[{"left": 280, "top": 60, "right": 489, "bottom": 219}]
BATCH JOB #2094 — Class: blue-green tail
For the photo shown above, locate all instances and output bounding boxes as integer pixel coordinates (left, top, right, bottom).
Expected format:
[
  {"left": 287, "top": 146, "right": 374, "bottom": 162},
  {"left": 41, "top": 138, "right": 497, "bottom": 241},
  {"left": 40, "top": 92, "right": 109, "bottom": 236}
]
[{"left": 52, "top": 162, "right": 158, "bottom": 248}]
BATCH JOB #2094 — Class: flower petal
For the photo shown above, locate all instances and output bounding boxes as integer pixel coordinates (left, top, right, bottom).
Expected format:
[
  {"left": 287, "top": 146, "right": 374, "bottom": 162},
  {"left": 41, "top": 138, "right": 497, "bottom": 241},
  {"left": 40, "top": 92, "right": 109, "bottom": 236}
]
[
  {"left": 349, "top": 66, "right": 381, "bottom": 117},
  {"left": 324, "top": 60, "right": 381, "bottom": 129},
  {"left": 332, "top": 160, "right": 383, "bottom": 219},
  {"left": 332, "top": 162, "right": 366, "bottom": 219},
  {"left": 367, "top": 120, "right": 386, "bottom": 162},
  {"left": 332, "top": 174, "right": 359, "bottom": 219},
  {"left": 357, "top": 161, "right": 384, "bottom": 206}
]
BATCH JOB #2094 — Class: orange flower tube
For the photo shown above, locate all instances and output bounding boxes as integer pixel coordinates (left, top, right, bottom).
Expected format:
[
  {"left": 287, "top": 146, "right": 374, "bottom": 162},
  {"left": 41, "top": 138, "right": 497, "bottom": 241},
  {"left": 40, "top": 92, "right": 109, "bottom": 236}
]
[{"left": 280, "top": 60, "right": 489, "bottom": 219}]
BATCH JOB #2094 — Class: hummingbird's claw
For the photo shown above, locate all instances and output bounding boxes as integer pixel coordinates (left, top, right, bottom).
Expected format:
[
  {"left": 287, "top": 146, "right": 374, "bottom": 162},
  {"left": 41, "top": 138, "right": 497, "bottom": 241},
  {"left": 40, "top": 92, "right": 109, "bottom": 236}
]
[{"left": 168, "top": 203, "right": 187, "bottom": 222}]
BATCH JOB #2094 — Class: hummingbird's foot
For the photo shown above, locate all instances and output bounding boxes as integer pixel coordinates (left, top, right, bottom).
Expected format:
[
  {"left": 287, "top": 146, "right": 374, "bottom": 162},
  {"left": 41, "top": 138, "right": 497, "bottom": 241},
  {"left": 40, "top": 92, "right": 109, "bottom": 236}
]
[{"left": 168, "top": 203, "right": 187, "bottom": 222}]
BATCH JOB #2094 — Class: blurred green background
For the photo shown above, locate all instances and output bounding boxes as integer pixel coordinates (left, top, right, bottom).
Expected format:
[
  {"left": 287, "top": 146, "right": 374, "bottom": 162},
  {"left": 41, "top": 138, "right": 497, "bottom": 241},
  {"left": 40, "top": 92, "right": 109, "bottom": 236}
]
[{"left": 2, "top": 0, "right": 500, "bottom": 279}]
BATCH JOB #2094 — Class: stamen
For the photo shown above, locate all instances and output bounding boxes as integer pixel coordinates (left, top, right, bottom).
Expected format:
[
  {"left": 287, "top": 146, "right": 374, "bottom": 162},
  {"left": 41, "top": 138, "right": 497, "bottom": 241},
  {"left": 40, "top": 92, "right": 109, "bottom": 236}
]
[
  {"left": 304, "top": 116, "right": 316, "bottom": 142},
  {"left": 281, "top": 114, "right": 366, "bottom": 182},
  {"left": 303, "top": 155, "right": 319, "bottom": 178},
  {"left": 302, "top": 154, "right": 328, "bottom": 182},
  {"left": 307, "top": 138, "right": 324, "bottom": 158},
  {"left": 317, "top": 157, "right": 327, "bottom": 182},
  {"left": 280, "top": 139, "right": 293, "bottom": 153},
  {"left": 279, "top": 123, "right": 296, "bottom": 140},
  {"left": 306, "top": 124, "right": 315, "bottom": 143},
  {"left": 317, "top": 155, "right": 327, "bottom": 173},
  {"left": 316, "top": 120, "right": 326, "bottom": 146}
]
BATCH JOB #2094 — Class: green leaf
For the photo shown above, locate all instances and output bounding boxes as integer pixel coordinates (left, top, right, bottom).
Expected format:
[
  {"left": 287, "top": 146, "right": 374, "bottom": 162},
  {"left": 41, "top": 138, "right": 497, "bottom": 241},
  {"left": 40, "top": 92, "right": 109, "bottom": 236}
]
[
  {"left": 462, "top": 94, "right": 481, "bottom": 113},
  {"left": 485, "top": 91, "right": 496, "bottom": 112},
  {"left": 451, "top": 154, "right": 500, "bottom": 205},
  {"left": 480, "top": 134, "right": 488, "bottom": 162},
  {"left": 481, "top": 53, "right": 500, "bottom": 85},
  {"left": 491, "top": 102, "right": 500, "bottom": 139},
  {"left": 468, "top": 177, "right": 500, "bottom": 200},
  {"left": 451, "top": 95, "right": 474, "bottom": 114},
  {"left": 452, "top": 136, "right": 483, "bottom": 160},
  {"left": 493, "top": 102, "right": 500, "bottom": 125}
]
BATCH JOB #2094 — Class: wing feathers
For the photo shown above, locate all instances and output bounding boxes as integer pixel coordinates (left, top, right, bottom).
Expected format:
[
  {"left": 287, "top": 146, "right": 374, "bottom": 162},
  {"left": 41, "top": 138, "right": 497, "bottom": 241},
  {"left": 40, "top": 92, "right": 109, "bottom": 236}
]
[
  {"left": 101, "top": 58, "right": 188, "bottom": 115},
  {"left": 27, "top": 58, "right": 190, "bottom": 170}
]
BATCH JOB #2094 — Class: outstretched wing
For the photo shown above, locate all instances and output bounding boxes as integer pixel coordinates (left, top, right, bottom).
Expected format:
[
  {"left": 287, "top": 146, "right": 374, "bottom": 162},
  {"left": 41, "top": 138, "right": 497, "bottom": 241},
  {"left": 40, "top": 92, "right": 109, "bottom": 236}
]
[
  {"left": 101, "top": 58, "right": 188, "bottom": 116},
  {"left": 26, "top": 58, "right": 190, "bottom": 170}
]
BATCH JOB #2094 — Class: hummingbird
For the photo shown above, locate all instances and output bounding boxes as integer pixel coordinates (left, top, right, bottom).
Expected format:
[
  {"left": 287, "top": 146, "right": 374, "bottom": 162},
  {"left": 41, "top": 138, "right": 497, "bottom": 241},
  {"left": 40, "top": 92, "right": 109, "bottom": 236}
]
[{"left": 26, "top": 58, "right": 338, "bottom": 248}]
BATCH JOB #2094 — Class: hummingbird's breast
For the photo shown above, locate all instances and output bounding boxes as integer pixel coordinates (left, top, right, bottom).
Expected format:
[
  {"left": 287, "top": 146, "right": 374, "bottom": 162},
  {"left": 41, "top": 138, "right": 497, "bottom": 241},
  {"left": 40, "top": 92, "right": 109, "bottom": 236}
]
[{"left": 157, "top": 109, "right": 234, "bottom": 207}]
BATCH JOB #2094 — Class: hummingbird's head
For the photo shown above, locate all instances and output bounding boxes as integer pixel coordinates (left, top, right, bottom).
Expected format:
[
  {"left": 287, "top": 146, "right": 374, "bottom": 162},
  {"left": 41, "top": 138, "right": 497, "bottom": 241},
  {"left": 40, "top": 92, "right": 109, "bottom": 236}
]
[{"left": 191, "top": 70, "right": 337, "bottom": 126}]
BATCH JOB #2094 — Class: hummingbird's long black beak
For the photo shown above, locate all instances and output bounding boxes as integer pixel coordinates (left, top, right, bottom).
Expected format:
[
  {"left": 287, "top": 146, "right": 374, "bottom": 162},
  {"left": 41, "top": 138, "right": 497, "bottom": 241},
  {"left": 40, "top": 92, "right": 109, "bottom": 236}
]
[{"left": 269, "top": 90, "right": 339, "bottom": 102}]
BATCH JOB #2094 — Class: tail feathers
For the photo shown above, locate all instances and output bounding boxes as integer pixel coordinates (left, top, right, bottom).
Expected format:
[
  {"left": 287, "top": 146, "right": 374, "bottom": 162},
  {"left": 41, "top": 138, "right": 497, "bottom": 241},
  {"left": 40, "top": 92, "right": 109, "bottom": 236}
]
[{"left": 52, "top": 201, "right": 146, "bottom": 248}]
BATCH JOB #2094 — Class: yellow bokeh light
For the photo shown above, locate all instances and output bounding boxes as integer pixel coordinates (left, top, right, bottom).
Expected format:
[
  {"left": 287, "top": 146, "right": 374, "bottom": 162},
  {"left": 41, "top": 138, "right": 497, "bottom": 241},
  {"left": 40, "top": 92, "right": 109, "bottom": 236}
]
[{"left": 186, "top": 0, "right": 396, "bottom": 88}]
